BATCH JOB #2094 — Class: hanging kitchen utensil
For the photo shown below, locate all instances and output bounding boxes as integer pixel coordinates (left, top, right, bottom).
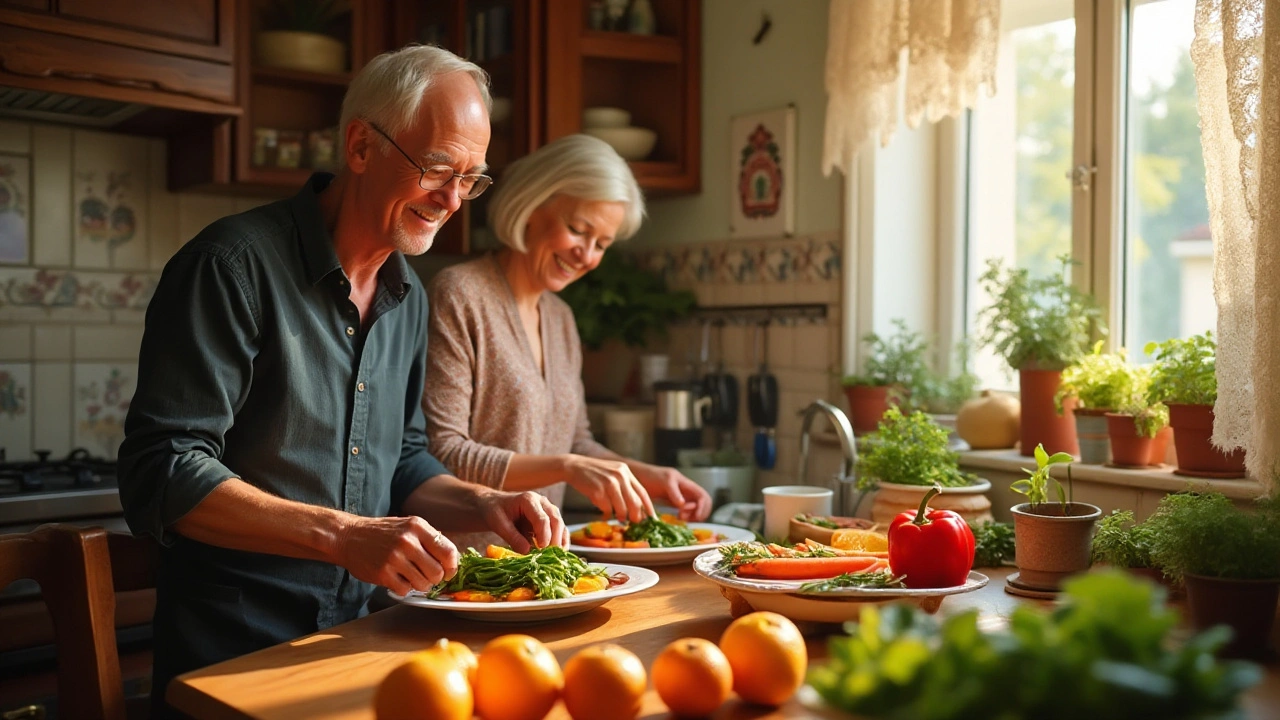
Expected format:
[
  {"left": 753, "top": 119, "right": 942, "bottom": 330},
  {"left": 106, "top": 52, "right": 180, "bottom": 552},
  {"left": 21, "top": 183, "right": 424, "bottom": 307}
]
[
  {"left": 748, "top": 321, "right": 778, "bottom": 469},
  {"left": 703, "top": 321, "right": 738, "bottom": 449},
  {"left": 697, "top": 319, "right": 717, "bottom": 427}
]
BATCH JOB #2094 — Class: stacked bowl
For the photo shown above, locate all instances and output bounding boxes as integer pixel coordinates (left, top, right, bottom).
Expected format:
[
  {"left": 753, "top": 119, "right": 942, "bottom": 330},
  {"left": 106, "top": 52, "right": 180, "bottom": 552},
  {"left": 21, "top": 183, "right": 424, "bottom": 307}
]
[{"left": 582, "top": 107, "right": 657, "bottom": 161}]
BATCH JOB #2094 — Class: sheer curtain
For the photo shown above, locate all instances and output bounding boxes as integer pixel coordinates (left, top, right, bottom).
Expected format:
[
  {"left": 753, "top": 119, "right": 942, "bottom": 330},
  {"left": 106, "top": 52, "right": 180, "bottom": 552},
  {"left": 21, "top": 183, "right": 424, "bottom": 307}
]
[
  {"left": 1192, "top": 0, "right": 1280, "bottom": 490},
  {"left": 821, "top": 0, "right": 1000, "bottom": 175}
]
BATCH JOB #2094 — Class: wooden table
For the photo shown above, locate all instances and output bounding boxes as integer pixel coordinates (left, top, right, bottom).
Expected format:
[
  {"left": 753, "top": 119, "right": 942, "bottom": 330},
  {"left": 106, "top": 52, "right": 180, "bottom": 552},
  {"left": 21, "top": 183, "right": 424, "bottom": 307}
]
[{"left": 169, "top": 566, "right": 1280, "bottom": 720}]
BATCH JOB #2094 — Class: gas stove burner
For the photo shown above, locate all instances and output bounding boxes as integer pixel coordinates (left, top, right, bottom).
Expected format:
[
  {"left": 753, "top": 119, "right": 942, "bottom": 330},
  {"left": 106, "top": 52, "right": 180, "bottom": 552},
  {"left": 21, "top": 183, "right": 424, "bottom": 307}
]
[{"left": 0, "top": 447, "right": 118, "bottom": 495}]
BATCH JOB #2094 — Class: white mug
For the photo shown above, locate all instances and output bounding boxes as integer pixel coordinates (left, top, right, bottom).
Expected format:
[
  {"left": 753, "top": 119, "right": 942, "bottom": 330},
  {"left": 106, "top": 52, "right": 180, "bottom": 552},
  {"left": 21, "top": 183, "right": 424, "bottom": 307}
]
[{"left": 762, "top": 485, "right": 834, "bottom": 542}]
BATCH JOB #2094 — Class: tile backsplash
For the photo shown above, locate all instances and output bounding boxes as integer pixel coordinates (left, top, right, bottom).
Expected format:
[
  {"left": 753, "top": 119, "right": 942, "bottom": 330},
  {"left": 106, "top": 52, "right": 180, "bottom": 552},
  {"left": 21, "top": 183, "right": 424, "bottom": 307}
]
[{"left": 0, "top": 120, "right": 272, "bottom": 462}]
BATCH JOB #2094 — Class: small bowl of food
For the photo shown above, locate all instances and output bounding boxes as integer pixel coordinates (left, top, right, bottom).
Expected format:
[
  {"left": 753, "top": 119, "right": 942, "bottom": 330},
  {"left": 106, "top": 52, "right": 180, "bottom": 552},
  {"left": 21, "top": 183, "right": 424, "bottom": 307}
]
[
  {"left": 789, "top": 514, "right": 878, "bottom": 546},
  {"left": 583, "top": 126, "right": 657, "bottom": 161}
]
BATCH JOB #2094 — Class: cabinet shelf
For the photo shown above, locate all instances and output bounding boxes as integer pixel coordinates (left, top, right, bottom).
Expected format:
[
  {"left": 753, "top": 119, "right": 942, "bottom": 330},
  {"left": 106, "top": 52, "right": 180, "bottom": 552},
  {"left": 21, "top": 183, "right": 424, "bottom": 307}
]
[
  {"left": 580, "top": 31, "right": 681, "bottom": 63},
  {"left": 251, "top": 65, "right": 353, "bottom": 88}
]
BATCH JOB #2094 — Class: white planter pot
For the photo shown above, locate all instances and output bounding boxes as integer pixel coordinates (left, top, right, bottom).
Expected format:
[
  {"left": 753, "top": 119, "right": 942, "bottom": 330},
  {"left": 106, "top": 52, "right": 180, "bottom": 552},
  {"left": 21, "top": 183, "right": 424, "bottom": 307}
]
[{"left": 256, "top": 30, "right": 347, "bottom": 74}]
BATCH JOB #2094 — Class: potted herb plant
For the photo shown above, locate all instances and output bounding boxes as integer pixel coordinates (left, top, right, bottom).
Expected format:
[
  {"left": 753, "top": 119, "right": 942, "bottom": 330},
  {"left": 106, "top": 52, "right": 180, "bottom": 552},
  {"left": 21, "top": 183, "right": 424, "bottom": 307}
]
[
  {"left": 1089, "top": 509, "right": 1172, "bottom": 590},
  {"left": 977, "top": 255, "right": 1104, "bottom": 457},
  {"left": 560, "top": 250, "right": 696, "bottom": 401},
  {"left": 1054, "top": 343, "right": 1142, "bottom": 464},
  {"left": 841, "top": 319, "right": 930, "bottom": 435},
  {"left": 1008, "top": 443, "right": 1101, "bottom": 592},
  {"left": 856, "top": 407, "right": 993, "bottom": 526},
  {"left": 1105, "top": 400, "right": 1171, "bottom": 468},
  {"left": 1145, "top": 332, "right": 1246, "bottom": 478},
  {"left": 1145, "top": 490, "right": 1280, "bottom": 659},
  {"left": 256, "top": 0, "right": 351, "bottom": 75},
  {"left": 917, "top": 339, "right": 981, "bottom": 445}
]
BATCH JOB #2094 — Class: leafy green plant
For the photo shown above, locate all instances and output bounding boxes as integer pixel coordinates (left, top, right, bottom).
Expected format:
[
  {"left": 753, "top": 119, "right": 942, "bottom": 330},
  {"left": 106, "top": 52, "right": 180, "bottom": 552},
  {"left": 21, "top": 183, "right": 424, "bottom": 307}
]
[
  {"left": 1011, "top": 442, "right": 1075, "bottom": 511},
  {"left": 1115, "top": 401, "right": 1170, "bottom": 439},
  {"left": 559, "top": 251, "right": 696, "bottom": 350},
  {"left": 260, "top": 0, "right": 350, "bottom": 35},
  {"left": 856, "top": 407, "right": 977, "bottom": 490},
  {"left": 809, "top": 572, "right": 1261, "bottom": 720},
  {"left": 977, "top": 255, "right": 1105, "bottom": 371},
  {"left": 1145, "top": 331, "right": 1218, "bottom": 406},
  {"left": 841, "top": 319, "right": 930, "bottom": 393},
  {"left": 1090, "top": 510, "right": 1156, "bottom": 568},
  {"left": 1145, "top": 490, "right": 1280, "bottom": 581},
  {"left": 917, "top": 339, "right": 981, "bottom": 414},
  {"left": 969, "top": 520, "right": 1015, "bottom": 567},
  {"left": 1055, "top": 342, "right": 1145, "bottom": 412}
]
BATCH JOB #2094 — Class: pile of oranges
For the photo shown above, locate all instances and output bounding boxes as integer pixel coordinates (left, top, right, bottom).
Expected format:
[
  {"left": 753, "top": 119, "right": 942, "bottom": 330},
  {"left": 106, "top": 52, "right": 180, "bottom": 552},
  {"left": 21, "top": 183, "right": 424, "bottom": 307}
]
[{"left": 373, "top": 610, "right": 808, "bottom": 720}]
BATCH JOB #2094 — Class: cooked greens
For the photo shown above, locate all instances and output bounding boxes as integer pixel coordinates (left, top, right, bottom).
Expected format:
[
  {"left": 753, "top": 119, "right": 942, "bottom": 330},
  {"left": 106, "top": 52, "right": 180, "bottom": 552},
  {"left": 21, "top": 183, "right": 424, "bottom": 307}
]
[
  {"left": 623, "top": 515, "right": 697, "bottom": 548},
  {"left": 427, "top": 545, "right": 605, "bottom": 600}
]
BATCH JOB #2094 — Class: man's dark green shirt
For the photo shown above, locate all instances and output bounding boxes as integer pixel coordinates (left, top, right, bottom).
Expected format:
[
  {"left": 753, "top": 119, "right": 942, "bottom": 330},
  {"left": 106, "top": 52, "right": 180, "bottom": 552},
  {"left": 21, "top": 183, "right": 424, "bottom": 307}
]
[{"left": 118, "top": 174, "right": 449, "bottom": 686}]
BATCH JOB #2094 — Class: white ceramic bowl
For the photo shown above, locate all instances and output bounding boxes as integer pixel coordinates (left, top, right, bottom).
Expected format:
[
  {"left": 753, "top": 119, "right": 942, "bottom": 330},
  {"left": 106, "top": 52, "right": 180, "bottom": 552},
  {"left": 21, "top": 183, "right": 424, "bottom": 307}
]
[
  {"left": 584, "top": 127, "right": 657, "bottom": 161},
  {"left": 582, "top": 106, "right": 632, "bottom": 129}
]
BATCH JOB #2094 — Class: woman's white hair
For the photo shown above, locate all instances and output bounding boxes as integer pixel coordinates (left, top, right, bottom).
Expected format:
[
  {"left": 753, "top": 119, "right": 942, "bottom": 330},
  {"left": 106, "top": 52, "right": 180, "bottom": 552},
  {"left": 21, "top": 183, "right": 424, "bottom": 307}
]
[
  {"left": 337, "top": 44, "right": 491, "bottom": 166},
  {"left": 489, "top": 134, "right": 646, "bottom": 252}
]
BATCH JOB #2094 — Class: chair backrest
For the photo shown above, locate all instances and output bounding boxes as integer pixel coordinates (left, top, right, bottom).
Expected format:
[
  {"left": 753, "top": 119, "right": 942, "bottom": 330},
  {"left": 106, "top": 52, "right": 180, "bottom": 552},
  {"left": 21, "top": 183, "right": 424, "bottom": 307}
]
[{"left": 0, "top": 524, "right": 157, "bottom": 720}]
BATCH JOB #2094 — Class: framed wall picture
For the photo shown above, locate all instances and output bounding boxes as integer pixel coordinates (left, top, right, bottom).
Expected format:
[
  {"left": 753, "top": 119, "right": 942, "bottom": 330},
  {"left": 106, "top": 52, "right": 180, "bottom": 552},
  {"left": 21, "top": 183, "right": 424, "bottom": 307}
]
[
  {"left": 729, "top": 105, "right": 796, "bottom": 239},
  {"left": 0, "top": 154, "right": 30, "bottom": 264}
]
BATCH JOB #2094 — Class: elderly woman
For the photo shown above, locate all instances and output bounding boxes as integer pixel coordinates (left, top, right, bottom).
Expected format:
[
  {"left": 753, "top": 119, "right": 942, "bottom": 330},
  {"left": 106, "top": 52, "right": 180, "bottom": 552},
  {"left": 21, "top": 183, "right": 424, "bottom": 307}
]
[{"left": 423, "top": 134, "right": 712, "bottom": 527}]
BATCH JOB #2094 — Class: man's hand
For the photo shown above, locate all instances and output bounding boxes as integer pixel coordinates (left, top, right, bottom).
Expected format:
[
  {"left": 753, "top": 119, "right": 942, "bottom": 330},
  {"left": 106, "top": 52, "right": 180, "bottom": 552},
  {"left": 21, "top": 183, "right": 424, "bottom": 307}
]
[
  {"left": 333, "top": 515, "right": 459, "bottom": 597},
  {"left": 477, "top": 490, "right": 570, "bottom": 553}
]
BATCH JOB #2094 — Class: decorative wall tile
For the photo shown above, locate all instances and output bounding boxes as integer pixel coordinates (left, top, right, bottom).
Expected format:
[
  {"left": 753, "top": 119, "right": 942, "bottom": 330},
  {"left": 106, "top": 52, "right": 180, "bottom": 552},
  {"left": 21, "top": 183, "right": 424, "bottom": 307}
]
[
  {"left": 0, "top": 154, "right": 30, "bottom": 264},
  {"left": 0, "top": 267, "right": 158, "bottom": 316},
  {"left": 73, "top": 130, "right": 149, "bottom": 270},
  {"left": 0, "top": 121, "right": 30, "bottom": 155},
  {"left": 0, "top": 324, "right": 31, "bottom": 360},
  {"left": 33, "top": 326, "right": 72, "bottom": 360},
  {"left": 33, "top": 362, "right": 71, "bottom": 459},
  {"left": 74, "top": 363, "right": 136, "bottom": 459},
  {"left": 32, "top": 125, "right": 72, "bottom": 267},
  {"left": 0, "top": 362, "right": 32, "bottom": 460}
]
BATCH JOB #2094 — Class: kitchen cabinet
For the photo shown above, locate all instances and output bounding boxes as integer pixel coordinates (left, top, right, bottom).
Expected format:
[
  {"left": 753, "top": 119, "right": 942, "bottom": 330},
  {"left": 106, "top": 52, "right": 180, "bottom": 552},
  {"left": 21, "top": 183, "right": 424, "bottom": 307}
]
[{"left": 0, "top": 0, "right": 239, "bottom": 114}]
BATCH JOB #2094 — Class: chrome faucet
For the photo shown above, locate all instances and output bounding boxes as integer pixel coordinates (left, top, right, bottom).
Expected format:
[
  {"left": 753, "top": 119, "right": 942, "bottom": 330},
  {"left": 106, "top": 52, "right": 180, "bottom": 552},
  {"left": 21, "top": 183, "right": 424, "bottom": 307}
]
[{"left": 797, "top": 400, "right": 859, "bottom": 515}]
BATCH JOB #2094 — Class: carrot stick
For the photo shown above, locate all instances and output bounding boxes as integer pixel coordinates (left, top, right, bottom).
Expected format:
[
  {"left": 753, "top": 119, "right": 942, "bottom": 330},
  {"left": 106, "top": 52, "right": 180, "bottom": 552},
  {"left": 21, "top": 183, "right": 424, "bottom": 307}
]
[{"left": 735, "top": 556, "right": 885, "bottom": 580}]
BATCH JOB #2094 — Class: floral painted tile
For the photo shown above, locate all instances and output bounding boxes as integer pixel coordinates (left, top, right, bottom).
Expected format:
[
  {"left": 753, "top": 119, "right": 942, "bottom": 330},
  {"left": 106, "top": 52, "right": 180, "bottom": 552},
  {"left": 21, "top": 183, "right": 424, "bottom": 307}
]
[
  {"left": 73, "top": 131, "right": 149, "bottom": 270},
  {"left": 763, "top": 243, "right": 793, "bottom": 282},
  {"left": 0, "top": 154, "right": 30, "bottom": 265},
  {"left": 0, "top": 362, "right": 32, "bottom": 460},
  {"left": 74, "top": 363, "right": 136, "bottom": 460},
  {"left": 0, "top": 268, "right": 158, "bottom": 316}
]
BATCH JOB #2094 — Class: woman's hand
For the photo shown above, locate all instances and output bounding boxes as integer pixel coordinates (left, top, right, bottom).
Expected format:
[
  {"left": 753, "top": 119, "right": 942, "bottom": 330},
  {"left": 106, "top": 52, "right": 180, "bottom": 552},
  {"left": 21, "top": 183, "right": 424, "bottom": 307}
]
[
  {"left": 562, "top": 455, "right": 656, "bottom": 523},
  {"left": 633, "top": 464, "right": 713, "bottom": 521}
]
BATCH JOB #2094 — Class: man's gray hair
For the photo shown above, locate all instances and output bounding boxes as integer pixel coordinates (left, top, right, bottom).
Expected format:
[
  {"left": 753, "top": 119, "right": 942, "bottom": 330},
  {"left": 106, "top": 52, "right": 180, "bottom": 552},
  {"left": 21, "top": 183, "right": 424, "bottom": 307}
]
[
  {"left": 489, "top": 134, "right": 645, "bottom": 252},
  {"left": 338, "top": 44, "right": 491, "bottom": 166}
]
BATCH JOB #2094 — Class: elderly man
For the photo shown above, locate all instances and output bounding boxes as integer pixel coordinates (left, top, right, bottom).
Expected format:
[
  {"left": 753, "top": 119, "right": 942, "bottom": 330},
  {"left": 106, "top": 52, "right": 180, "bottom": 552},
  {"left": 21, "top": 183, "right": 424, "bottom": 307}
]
[{"left": 118, "top": 45, "right": 568, "bottom": 714}]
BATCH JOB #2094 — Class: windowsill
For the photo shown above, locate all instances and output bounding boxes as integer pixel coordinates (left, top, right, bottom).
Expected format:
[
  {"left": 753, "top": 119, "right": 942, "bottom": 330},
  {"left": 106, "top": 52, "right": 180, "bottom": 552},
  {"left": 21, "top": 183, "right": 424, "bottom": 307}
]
[{"left": 957, "top": 448, "right": 1265, "bottom": 500}]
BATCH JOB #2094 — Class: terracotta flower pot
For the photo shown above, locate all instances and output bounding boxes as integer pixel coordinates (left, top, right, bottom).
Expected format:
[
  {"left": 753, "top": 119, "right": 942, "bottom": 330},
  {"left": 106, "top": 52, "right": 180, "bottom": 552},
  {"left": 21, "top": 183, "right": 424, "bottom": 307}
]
[
  {"left": 843, "top": 384, "right": 892, "bottom": 436},
  {"left": 868, "top": 478, "right": 994, "bottom": 527},
  {"left": 1149, "top": 425, "right": 1172, "bottom": 466},
  {"left": 1105, "top": 413, "right": 1155, "bottom": 468},
  {"left": 1018, "top": 369, "right": 1078, "bottom": 457},
  {"left": 1073, "top": 409, "right": 1110, "bottom": 464},
  {"left": 1167, "top": 403, "right": 1246, "bottom": 478},
  {"left": 1183, "top": 573, "right": 1280, "bottom": 659},
  {"left": 1011, "top": 502, "right": 1101, "bottom": 591}
]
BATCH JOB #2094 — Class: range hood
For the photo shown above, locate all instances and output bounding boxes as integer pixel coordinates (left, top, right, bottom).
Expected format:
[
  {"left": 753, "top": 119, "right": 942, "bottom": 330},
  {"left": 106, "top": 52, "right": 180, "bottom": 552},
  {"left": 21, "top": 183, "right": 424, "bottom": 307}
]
[{"left": 0, "top": 86, "right": 147, "bottom": 128}]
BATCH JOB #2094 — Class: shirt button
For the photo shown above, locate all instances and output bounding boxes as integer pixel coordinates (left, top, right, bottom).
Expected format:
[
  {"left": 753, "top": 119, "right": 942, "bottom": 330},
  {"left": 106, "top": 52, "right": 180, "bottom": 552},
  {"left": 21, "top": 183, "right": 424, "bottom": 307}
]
[
  {"left": 351, "top": 446, "right": 360, "bottom": 456},
  {"left": 346, "top": 326, "right": 355, "bottom": 337},
  {"left": 357, "top": 382, "right": 366, "bottom": 392}
]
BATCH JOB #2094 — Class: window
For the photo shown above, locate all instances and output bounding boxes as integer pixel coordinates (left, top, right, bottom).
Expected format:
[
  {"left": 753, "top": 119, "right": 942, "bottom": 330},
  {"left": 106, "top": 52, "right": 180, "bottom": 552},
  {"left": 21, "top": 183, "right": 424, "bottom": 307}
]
[{"left": 962, "top": 0, "right": 1213, "bottom": 388}]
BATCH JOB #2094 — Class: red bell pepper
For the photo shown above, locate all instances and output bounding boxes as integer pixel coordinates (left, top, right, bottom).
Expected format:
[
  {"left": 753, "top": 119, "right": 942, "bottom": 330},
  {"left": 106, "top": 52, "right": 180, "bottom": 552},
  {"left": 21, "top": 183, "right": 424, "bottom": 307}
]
[{"left": 888, "top": 485, "right": 976, "bottom": 588}]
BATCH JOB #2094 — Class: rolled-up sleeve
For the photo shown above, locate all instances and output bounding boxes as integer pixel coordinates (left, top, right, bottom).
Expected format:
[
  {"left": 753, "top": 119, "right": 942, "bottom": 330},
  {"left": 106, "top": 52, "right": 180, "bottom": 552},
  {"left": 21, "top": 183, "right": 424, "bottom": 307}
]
[
  {"left": 422, "top": 279, "right": 514, "bottom": 488},
  {"left": 118, "top": 248, "right": 259, "bottom": 545},
  {"left": 390, "top": 309, "right": 451, "bottom": 514}
]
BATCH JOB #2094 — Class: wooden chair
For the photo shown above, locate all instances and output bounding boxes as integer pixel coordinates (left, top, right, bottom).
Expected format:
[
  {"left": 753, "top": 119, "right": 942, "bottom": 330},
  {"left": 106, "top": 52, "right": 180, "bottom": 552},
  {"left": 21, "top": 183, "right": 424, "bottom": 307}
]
[{"left": 0, "top": 524, "right": 158, "bottom": 720}]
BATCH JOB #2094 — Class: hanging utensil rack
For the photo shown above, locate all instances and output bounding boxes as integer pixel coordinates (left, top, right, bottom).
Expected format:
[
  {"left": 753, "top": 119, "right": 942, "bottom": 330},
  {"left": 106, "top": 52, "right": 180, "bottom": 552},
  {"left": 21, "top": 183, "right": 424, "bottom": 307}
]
[{"left": 686, "top": 303, "right": 828, "bottom": 326}]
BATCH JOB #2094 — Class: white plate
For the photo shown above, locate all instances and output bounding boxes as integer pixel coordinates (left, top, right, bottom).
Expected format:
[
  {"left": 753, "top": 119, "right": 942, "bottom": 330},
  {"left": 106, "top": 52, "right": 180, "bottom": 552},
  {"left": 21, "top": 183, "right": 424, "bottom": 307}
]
[
  {"left": 692, "top": 548, "right": 988, "bottom": 622},
  {"left": 566, "top": 522, "right": 756, "bottom": 567},
  {"left": 389, "top": 564, "right": 659, "bottom": 622}
]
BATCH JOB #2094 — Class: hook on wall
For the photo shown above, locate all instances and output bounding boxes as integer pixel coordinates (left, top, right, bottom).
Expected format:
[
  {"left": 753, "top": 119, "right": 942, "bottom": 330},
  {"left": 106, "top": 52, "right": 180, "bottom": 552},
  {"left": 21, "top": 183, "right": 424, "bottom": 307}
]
[{"left": 753, "top": 12, "right": 773, "bottom": 45}]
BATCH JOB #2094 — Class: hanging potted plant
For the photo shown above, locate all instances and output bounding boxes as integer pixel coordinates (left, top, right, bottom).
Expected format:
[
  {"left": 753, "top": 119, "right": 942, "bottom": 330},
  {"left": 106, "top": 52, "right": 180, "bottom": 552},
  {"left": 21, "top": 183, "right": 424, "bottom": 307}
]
[
  {"left": 1054, "top": 342, "right": 1143, "bottom": 464},
  {"left": 840, "top": 319, "right": 930, "bottom": 435},
  {"left": 1144, "top": 331, "right": 1245, "bottom": 477},
  {"left": 1007, "top": 444, "right": 1101, "bottom": 593},
  {"left": 560, "top": 251, "right": 696, "bottom": 401},
  {"left": 856, "top": 407, "right": 993, "bottom": 526},
  {"left": 1145, "top": 491, "right": 1280, "bottom": 659},
  {"left": 1104, "top": 399, "right": 1171, "bottom": 468},
  {"left": 977, "top": 255, "right": 1104, "bottom": 457},
  {"left": 256, "top": 0, "right": 352, "bottom": 75}
]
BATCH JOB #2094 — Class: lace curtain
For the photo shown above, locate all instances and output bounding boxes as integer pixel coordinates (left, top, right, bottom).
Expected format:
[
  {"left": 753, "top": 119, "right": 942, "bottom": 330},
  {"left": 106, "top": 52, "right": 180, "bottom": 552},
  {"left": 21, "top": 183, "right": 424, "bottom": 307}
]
[
  {"left": 1192, "top": 0, "right": 1280, "bottom": 490},
  {"left": 821, "top": 0, "right": 1000, "bottom": 175}
]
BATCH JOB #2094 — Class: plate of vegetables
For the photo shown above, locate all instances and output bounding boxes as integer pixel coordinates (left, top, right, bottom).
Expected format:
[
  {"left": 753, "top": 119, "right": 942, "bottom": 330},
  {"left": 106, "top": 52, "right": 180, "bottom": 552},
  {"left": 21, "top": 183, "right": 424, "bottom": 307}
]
[
  {"left": 566, "top": 516, "right": 756, "bottom": 567},
  {"left": 389, "top": 545, "right": 659, "bottom": 622},
  {"left": 693, "top": 541, "right": 988, "bottom": 622}
]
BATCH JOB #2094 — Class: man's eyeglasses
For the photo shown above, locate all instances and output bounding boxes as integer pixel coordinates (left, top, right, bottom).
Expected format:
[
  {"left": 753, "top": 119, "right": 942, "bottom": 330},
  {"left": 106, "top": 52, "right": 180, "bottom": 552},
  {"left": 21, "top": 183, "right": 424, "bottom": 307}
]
[{"left": 367, "top": 122, "right": 493, "bottom": 200}]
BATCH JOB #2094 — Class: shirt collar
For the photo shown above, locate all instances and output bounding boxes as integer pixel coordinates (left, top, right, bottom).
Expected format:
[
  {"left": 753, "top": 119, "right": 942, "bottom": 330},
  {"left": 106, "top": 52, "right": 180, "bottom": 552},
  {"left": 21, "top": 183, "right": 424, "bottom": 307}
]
[{"left": 290, "top": 172, "right": 414, "bottom": 301}]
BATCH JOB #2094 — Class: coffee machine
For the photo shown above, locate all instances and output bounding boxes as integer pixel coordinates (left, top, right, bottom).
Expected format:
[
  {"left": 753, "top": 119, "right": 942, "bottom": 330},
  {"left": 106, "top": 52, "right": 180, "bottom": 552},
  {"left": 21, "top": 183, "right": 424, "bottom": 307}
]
[{"left": 653, "top": 379, "right": 710, "bottom": 466}]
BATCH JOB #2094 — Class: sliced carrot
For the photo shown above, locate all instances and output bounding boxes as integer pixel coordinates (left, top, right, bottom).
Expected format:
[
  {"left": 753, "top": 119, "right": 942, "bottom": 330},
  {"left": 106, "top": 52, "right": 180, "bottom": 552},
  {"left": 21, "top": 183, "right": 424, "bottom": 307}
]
[
  {"left": 504, "top": 587, "right": 536, "bottom": 602},
  {"left": 622, "top": 540, "right": 649, "bottom": 549},
  {"left": 450, "top": 590, "right": 497, "bottom": 602},
  {"left": 586, "top": 521, "right": 615, "bottom": 539},
  {"left": 692, "top": 528, "right": 714, "bottom": 541},
  {"left": 575, "top": 537, "right": 610, "bottom": 548},
  {"left": 569, "top": 529, "right": 590, "bottom": 543},
  {"left": 572, "top": 576, "right": 609, "bottom": 594},
  {"left": 735, "top": 556, "right": 885, "bottom": 580}
]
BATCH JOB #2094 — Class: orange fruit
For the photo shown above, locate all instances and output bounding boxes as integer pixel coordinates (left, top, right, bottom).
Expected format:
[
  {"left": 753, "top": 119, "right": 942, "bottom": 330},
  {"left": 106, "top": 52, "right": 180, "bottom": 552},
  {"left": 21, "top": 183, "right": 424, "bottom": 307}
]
[
  {"left": 562, "top": 644, "right": 647, "bottom": 720},
  {"left": 474, "top": 634, "right": 564, "bottom": 720},
  {"left": 430, "top": 638, "right": 479, "bottom": 687},
  {"left": 831, "top": 528, "right": 889, "bottom": 553},
  {"left": 652, "top": 638, "right": 732, "bottom": 717},
  {"left": 374, "top": 650, "right": 472, "bottom": 720},
  {"left": 718, "top": 611, "right": 808, "bottom": 706}
]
